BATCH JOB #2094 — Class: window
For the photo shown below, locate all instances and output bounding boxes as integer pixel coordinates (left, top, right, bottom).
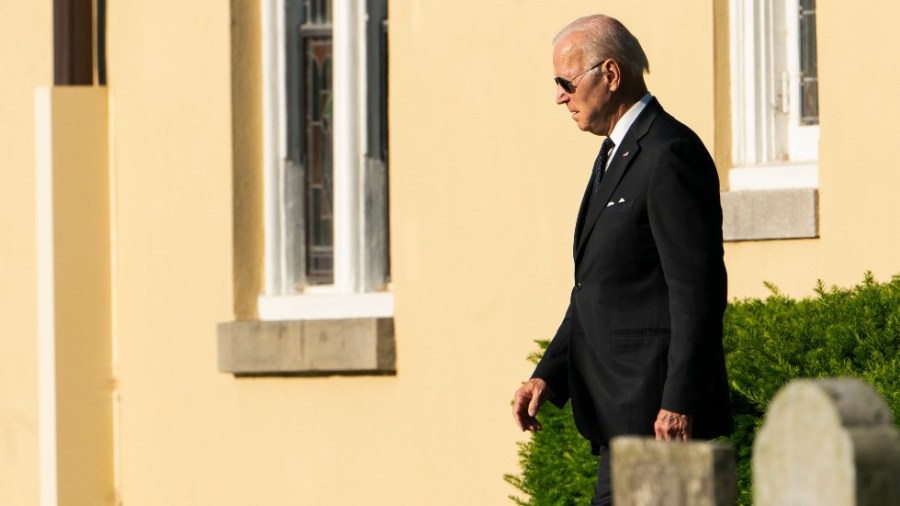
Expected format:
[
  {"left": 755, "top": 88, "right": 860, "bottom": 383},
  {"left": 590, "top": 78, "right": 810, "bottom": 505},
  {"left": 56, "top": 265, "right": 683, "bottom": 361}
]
[
  {"left": 729, "top": 0, "right": 819, "bottom": 190},
  {"left": 218, "top": 0, "right": 394, "bottom": 376},
  {"left": 261, "top": 0, "right": 390, "bottom": 320},
  {"left": 54, "top": 0, "right": 107, "bottom": 85},
  {"left": 797, "top": 0, "right": 818, "bottom": 127}
]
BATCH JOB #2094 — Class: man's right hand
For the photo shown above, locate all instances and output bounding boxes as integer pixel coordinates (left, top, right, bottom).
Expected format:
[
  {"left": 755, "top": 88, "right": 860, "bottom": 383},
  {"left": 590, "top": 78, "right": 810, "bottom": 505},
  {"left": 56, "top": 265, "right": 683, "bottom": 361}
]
[{"left": 512, "top": 378, "right": 552, "bottom": 432}]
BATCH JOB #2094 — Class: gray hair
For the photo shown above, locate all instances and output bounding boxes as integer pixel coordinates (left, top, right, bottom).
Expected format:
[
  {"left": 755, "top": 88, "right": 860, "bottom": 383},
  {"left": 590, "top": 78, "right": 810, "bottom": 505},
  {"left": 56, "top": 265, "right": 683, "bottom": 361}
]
[{"left": 554, "top": 15, "right": 649, "bottom": 80}]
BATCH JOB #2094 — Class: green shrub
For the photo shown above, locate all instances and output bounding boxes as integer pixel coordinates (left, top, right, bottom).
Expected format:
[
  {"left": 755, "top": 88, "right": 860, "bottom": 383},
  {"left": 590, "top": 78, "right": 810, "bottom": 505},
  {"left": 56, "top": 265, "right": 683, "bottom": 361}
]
[{"left": 506, "top": 274, "right": 900, "bottom": 505}]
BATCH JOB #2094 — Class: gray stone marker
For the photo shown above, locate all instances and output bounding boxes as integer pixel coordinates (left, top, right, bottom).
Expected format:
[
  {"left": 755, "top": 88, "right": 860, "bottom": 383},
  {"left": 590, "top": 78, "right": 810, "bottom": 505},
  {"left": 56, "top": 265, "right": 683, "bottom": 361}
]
[
  {"left": 611, "top": 437, "right": 736, "bottom": 506},
  {"left": 754, "top": 378, "right": 900, "bottom": 505}
]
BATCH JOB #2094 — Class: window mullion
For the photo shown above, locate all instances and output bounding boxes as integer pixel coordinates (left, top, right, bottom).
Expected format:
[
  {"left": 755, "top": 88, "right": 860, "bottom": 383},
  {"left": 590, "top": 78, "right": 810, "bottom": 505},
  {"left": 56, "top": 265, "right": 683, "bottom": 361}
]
[
  {"left": 263, "top": 0, "right": 288, "bottom": 295},
  {"left": 332, "top": 0, "right": 366, "bottom": 293}
]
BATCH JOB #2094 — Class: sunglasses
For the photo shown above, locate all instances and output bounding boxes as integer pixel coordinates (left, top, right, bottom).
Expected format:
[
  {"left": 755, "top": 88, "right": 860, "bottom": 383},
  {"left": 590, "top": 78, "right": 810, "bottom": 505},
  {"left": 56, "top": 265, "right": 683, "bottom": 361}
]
[{"left": 554, "top": 61, "right": 604, "bottom": 93}]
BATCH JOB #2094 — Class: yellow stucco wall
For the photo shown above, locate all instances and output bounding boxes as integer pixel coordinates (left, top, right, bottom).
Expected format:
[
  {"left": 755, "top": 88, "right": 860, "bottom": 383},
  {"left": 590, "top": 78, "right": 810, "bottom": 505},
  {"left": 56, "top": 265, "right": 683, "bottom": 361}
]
[
  {"left": 2, "top": 0, "right": 897, "bottom": 505},
  {"left": 105, "top": 1, "right": 718, "bottom": 504},
  {"left": 723, "top": 1, "right": 900, "bottom": 299},
  {"left": 389, "top": 4, "right": 717, "bottom": 504},
  {"left": 0, "top": 2, "right": 52, "bottom": 504},
  {"left": 104, "top": 0, "right": 239, "bottom": 502}
]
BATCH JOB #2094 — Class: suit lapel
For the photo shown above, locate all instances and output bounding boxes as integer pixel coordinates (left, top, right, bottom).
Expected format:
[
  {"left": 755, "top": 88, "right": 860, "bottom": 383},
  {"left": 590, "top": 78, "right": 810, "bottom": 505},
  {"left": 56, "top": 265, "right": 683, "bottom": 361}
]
[
  {"left": 574, "top": 99, "right": 662, "bottom": 263},
  {"left": 572, "top": 169, "right": 596, "bottom": 258}
]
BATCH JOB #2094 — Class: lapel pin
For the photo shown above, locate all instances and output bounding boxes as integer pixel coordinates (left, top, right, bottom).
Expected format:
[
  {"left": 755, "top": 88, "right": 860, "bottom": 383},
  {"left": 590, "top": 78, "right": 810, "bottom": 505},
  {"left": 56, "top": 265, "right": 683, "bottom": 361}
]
[
  {"left": 621, "top": 151, "right": 630, "bottom": 157},
  {"left": 618, "top": 198, "right": 625, "bottom": 203},
  {"left": 606, "top": 201, "right": 615, "bottom": 207}
]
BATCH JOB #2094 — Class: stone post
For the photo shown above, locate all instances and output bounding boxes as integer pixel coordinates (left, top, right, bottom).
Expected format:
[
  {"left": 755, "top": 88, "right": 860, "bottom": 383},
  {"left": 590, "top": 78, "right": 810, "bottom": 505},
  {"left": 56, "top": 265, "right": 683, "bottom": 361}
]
[
  {"left": 754, "top": 378, "right": 900, "bottom": 505},
  {"left": 611, "top": 437, "right": 736, "bottom": 505}
]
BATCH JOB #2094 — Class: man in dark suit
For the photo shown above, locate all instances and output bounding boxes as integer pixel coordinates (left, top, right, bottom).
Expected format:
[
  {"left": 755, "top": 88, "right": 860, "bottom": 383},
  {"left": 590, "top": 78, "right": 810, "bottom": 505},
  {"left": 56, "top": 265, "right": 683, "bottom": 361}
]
[{"left": 511, "top": 14, "right": 732, "bottom": 505}]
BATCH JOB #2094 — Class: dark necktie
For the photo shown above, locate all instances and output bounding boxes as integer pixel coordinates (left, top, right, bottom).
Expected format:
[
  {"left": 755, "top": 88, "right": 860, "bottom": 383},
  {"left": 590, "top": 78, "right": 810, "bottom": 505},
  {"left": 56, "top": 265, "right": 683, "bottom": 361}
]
[{"left": 588, "top": 137, "right": 615, "bottom": 208}]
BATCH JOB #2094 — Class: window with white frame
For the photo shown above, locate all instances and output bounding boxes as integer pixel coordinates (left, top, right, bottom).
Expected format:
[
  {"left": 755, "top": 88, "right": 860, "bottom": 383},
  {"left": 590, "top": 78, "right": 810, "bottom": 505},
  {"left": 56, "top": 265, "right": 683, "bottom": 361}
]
[
  {"left": 729, "top": 0, "right": 819, "bottom": 190},
  {"left": 261, "top": 0, "right": 391, "bottom": 320}
]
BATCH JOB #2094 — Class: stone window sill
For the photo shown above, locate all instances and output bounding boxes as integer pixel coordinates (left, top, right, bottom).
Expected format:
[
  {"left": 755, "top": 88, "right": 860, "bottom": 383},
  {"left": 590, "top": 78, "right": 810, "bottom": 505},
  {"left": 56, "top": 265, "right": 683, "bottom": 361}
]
[
  {"left": 721, "top": 188, "right": 818, "bottom": 242},
  {"left": 217, "top": 317, "right": 395, "bottom": 376}
]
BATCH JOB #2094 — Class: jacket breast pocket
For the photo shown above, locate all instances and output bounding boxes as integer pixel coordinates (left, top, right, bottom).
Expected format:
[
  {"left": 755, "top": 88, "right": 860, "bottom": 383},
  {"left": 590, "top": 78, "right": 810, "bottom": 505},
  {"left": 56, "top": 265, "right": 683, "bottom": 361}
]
[{"left": 600, "top": 200, "right": 634, "bottom": 217}]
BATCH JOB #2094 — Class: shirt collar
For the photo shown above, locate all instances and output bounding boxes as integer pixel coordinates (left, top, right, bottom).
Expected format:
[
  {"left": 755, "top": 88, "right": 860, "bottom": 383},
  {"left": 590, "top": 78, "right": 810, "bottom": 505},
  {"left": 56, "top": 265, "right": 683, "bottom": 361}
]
[{"left": 607, "top": 92, "right": 653, "bottom": 147}]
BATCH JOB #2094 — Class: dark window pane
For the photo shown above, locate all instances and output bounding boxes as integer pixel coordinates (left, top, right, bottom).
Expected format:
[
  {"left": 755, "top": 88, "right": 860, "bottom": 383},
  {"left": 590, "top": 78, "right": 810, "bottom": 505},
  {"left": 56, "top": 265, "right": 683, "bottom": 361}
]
[
  {"left": 303, "top": 34, "right": 334, "bottom": 284},
  {"left": 283, "top": 0, "right": 389, "bottom": 291},
  {"left": 799, "top": 0, "right": 818, "bottom": 125},
  {"left": 365, "top": 0, "right": 390, "bottom": 286}
]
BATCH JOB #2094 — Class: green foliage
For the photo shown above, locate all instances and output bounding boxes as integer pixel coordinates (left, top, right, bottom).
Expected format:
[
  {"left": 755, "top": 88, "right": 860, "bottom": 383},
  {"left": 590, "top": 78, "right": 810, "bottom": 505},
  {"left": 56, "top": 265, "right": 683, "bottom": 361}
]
[
  {"left": 722, "top": 273, "right": 900, "bottom": 504},
  {"left": 506, "top": 274, "right": 900, "bottom": 505}
]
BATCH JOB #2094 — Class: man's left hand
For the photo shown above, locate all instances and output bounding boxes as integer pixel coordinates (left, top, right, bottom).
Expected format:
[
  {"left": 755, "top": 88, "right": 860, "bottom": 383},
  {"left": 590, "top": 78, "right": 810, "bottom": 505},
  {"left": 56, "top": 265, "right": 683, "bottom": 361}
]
[{"left": 654, "top": 409, "right": 693, "bottom": 441}]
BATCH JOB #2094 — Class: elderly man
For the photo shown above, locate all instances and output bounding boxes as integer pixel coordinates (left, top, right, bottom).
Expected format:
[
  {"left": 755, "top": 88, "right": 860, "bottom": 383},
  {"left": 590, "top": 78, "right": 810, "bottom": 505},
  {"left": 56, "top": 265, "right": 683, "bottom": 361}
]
[{"left": 512, "top": 14, "right": 732, "bottom": 505}]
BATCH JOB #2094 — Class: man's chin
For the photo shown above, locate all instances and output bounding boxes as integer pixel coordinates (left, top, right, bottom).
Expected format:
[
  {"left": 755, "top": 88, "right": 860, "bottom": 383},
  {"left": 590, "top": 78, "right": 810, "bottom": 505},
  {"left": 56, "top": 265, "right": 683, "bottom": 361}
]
[
  {"left": 575, "top": 119, "right": 605, "bottom": 136},
  {"left": 576, "top": 122, "right": 600, "bottom": 135}
]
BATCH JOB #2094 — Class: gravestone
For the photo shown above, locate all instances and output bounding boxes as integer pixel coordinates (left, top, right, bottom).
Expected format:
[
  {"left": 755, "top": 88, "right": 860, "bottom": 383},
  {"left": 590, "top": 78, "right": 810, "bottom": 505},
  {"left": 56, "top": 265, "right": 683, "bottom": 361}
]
[
  {"left": 754, "top": 378, "right": 900, "bottom": 505},
  {"left": 611, "top": 437, "right": 736, "bottom": 505}
]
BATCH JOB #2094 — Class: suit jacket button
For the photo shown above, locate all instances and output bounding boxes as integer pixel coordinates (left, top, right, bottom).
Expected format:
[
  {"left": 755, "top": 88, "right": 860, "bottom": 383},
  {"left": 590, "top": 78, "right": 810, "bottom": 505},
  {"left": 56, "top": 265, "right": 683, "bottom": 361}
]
[{"left": 575, "top": 282, "right": 583, "bottom": 290}]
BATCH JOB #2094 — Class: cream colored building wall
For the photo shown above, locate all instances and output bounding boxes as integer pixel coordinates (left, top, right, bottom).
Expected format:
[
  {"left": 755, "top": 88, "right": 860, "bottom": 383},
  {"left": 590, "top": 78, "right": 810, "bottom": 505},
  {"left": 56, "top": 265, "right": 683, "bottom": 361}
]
[
  {"left": 2, "top": 0, "right": 894, "bottom": 505},
  {"left": 105, "top": 1, "right": 718, "bottom": 505},
  {"left": 723, "top": 1, "right": 900, "bottom": 299},
  {"left": 814, "top": 0, "right": 900, "bottom": 288},
  {"left": 390, "top": 4, "right": 716, "bottom": 504},
  {"left": 94, "top": 1, "right": 899, "bottom": 506},
  {"left": 0, "top": 2, "right": 52, "bottom": 504},
  {"left": 105, "top": 0, "right": 240, "bottom": 503}
]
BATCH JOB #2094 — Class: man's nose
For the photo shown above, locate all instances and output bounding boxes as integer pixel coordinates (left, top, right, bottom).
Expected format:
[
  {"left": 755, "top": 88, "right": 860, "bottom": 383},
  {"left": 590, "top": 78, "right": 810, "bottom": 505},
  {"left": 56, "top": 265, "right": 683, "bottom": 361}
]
[{"left": 556, "top": 86, "right": 569, "bottom": 105}]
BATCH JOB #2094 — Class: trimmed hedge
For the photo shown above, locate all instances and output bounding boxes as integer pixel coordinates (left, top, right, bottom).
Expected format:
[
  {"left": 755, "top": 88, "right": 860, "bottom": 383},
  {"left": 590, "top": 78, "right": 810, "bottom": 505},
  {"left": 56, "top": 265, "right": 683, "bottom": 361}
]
[{"left": 505, "top": 273, "right": 900, "bottom": 505}]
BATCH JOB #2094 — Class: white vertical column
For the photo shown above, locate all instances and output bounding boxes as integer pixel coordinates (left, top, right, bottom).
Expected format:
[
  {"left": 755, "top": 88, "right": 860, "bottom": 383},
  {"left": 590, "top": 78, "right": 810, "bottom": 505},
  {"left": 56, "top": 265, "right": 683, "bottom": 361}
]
[
  {"left": 262, "top": 0, "right": 287, "bottom": 295},
  {"left": 731, "top": 0, "right": 761, "bottom": 166},
  {"left": 35, "top": 86, "right": 58, "bottom": 506},
  {"left": 333, "top": 0, "right": 367, "bottom": 293}
]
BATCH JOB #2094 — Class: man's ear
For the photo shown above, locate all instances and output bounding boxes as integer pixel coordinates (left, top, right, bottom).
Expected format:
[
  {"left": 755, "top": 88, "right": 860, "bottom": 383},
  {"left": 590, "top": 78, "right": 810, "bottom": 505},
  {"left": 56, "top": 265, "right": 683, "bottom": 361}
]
[{"left": 603, "top": 59, "right": 622, "bottom": 92}]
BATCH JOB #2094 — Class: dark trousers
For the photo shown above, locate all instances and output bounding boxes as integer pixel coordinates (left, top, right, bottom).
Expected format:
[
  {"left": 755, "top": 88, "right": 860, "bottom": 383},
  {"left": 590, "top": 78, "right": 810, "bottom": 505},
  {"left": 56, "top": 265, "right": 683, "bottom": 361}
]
[{"left": 590, "top": 446, "right": 612, "bottom": 506}]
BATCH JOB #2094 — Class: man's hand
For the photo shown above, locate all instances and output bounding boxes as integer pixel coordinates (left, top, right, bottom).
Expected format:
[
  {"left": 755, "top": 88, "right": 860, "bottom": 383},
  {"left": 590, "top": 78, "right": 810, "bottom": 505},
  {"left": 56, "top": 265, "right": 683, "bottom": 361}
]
[
  {"left": 654, "top": 408, "right": 693, "bottom": 441},
  {"left": 512, "top": 378, "right": 553, "bottom": 432}
]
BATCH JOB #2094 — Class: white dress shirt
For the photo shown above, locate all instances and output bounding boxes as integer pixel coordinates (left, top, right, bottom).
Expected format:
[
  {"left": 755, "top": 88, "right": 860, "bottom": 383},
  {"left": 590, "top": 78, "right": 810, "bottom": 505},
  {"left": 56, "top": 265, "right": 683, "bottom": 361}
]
[{"left": 604, "top": 92, "right": 653, "bottom": 170}]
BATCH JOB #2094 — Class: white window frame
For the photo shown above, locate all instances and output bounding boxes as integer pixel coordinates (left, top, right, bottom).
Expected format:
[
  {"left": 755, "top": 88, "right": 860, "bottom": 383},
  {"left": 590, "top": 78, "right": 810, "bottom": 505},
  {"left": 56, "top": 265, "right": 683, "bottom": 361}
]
[
  {"left": 260, "top": 0, "right": 392, "bottom": 320},
  {"left": 729, "top": 0, "right": 819, "bottom": 191}
]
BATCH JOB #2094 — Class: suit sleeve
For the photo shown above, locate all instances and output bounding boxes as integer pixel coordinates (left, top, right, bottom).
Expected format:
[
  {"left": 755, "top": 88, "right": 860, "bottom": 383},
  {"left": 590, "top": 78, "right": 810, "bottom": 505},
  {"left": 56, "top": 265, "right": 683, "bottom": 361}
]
[
  {"left": 531, "top": 291, "right": 574, "bottom": 408},
  {"left": 647, "top": 138, "right": 727, "bottom": 415}
]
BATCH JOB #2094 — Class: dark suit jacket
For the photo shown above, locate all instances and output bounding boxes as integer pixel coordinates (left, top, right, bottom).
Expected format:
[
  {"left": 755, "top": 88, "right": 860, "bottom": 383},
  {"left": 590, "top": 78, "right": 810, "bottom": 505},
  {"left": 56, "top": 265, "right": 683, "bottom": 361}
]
[{"left": 533, "top": 98, "right": 733, "bottom": 449}]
